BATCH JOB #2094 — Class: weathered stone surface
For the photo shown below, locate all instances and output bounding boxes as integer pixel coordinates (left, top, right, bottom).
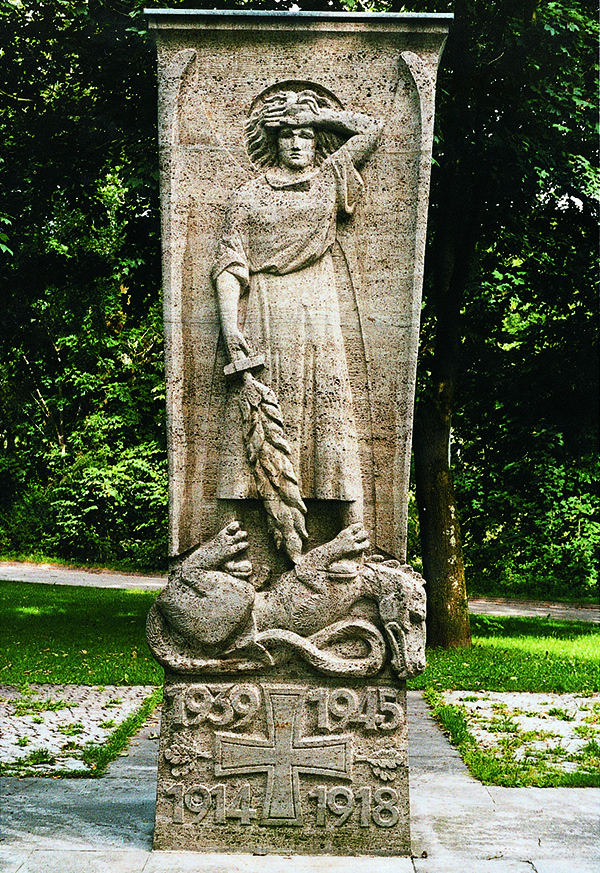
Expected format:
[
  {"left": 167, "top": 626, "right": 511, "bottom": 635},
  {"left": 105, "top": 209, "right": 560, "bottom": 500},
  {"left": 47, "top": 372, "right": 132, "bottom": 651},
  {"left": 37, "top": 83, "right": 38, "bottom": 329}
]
[
  {"left": 150, "top": 8, "right": 450, "bottom": 561},
  {"left": 154, "top": 676, "right": 409, "bottom": 855},
  {"left": 146, "top": 8, "right": 449, "bottom": 857},
  {"left": 147, "top": 521, "right": 426, "bottom": 680}
]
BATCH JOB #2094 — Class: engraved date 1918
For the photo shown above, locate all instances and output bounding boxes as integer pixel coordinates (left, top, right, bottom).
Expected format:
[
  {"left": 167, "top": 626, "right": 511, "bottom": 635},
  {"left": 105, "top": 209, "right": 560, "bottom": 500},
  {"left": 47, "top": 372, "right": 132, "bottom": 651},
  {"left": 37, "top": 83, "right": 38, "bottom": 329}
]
[
  {"left": 164, "top": 782, "right": 400, "bottom": 829},
  {"left": 308, "top": 785, "right": 400, "bottom": 828}
]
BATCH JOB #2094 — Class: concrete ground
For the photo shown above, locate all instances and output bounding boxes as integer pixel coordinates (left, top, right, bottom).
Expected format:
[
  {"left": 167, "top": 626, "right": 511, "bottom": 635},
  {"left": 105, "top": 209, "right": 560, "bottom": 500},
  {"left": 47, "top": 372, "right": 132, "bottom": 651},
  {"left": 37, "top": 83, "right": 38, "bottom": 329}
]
[
  {"left": 1, "top": 562, "right": 598, "bottom": 870},
  {"left": 0, "top": 693, "right": 598, "bottom": 873}
]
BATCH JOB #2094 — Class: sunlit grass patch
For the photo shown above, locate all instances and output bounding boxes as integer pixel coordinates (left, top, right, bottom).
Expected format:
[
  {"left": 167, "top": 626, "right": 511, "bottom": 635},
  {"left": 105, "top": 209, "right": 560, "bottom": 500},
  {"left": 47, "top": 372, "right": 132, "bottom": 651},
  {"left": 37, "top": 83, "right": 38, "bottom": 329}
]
[
  {"left": 409, "top": 615, "right": 600, "bottom": 694},
  {"left": 0, "top": 580, "right": 162, "bottom": 686}
]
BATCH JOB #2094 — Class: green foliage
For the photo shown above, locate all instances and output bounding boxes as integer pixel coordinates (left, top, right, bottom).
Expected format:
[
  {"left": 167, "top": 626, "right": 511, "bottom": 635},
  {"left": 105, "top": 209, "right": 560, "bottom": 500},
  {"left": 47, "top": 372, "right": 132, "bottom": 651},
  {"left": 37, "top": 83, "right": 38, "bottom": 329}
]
[
  {"left": 0, "top": 1, "right": 168, "bottom": 567},
  {"left": 0, "top": 0, "right": 597, "bottom": 595},
  {"left": 409, "top": 615, "right": 600, "bottom": 694},
  {"left": 412, "top": 0, "right": 599, "bottom": 601},
  {"left": 0, "top": 580, "right": 163, "bottom": 685}
]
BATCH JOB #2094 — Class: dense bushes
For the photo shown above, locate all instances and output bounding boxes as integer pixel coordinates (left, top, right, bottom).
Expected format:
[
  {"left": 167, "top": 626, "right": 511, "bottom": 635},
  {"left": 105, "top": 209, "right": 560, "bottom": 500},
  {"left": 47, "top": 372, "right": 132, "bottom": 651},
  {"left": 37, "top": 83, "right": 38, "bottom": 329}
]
[{"left": 1, "top": 0, "right": 597, "bottom": 599}]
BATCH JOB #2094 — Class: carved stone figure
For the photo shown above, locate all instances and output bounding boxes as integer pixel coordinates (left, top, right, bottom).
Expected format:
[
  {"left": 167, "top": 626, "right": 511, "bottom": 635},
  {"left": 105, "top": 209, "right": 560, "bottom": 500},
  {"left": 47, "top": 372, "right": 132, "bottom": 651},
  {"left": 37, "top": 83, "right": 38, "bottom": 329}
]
[
  {"left": 212, "top": 87, "right": 381, "bottom": 559},
  {"left": 147, "top": 520, "right": 426, "bottom": 679},
  {"left": 146, "top": 7, "right": 450, "bottom": 857}
]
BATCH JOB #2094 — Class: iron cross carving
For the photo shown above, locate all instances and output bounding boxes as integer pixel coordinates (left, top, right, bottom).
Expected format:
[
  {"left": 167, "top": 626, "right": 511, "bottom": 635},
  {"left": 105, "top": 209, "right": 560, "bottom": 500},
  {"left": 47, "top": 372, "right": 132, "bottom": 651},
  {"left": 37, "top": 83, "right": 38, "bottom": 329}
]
[{"left": 214, "top": 687, "right": 353, "bottom": 825}]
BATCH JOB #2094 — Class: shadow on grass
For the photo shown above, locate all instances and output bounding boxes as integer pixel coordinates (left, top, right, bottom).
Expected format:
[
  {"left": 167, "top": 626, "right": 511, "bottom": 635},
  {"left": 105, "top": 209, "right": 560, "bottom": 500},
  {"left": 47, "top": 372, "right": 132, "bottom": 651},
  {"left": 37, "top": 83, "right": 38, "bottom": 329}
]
[
  {"left": 471, "top": 614, "right": 599, "bottom": 640},
  {"left": 1, "top": 581, "right": 162, "bottom": 686}
]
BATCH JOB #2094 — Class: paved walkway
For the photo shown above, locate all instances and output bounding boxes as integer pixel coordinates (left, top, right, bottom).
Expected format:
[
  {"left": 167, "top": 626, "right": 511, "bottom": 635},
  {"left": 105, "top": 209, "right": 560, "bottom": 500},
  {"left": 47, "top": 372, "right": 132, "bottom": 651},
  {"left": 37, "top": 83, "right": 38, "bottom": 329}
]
[
  {"left": 0, "top": 693, "right": 598, "bottom": 873},
  {"left": 1, "top": 561, "right": 598, "bottom": 870},
  {"left": 1, "top": 560, "right": 597, "bottom": 622}
]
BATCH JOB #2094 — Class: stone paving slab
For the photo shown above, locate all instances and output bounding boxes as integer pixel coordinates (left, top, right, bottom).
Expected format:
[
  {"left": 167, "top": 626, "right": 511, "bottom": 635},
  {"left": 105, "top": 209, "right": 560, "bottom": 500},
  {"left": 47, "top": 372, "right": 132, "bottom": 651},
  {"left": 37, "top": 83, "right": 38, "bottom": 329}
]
[
  {"left": 412, "top": 860, "right": 536, "bottom": 873},
  {"left": 532, "top": 862, "right": 600, "bottom": 873},
  {"left": 1, "top": 692, "right": 598, "bottom": 872},
  {"left": 6, "top": 850, "right": 150, "bottom": 873},
  {"left": 144, "top": 854, "right": 413, "bottom": 872},
  {"left": 0, "top": 685, "right": 155, "bottom": 775}
]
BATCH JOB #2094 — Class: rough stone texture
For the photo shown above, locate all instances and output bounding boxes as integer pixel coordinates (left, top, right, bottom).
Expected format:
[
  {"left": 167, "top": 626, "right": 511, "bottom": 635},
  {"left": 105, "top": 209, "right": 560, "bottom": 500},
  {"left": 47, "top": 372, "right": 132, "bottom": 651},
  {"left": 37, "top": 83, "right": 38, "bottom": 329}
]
[
  {"left": 150, "top": 9, "right": 449, "bottom": 561},
  {"left": 154, "top": 675, "right": 409, "bottom": 855},
  {"left": 147, "top": 8, "right": 449, "bottom": 857}
]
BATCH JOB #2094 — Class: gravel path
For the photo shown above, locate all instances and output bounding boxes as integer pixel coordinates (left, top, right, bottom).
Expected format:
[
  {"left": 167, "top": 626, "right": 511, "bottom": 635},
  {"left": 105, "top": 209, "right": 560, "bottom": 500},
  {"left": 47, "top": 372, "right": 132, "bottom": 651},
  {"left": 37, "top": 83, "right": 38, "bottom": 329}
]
[
  {"left": 442, "top": 690, "right": 600, "bottom": 778},
  {"left": 1, "top": 560, "right": 598, "bottom": 621}
]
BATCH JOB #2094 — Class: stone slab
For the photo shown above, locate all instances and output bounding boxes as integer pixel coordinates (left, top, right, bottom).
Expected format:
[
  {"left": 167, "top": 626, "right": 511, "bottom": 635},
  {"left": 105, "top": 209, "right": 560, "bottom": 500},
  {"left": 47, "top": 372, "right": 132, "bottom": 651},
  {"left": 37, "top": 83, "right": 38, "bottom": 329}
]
[
  {"left": 407, "top": 690, "right": 467, "bottom": 773},
  {"left": 0, "top": 850, "right": 28, "bottom": 873},
  {"left": 12, "top": 850, "right": 149, "bottom": 873},
  {"left": 412, "top": 861, "right": 536, "bottom": 873},
  {"left": 154, "top": 675, "right": 410, "bottom": 856},
  {"left": 0, "top": 778, "right": 155, "bottom": 850},
  {"left": 147, "top": 9, "right": 446, "bottom": 857},
  {"left": 532, "top": 861, "right": 600, "bottom": 873},
  {"left": 143, "top": 853, "right": 414, "bottom": 873},
  {"left": 149, "top": 9, "right": 449, "bottom": 560}
]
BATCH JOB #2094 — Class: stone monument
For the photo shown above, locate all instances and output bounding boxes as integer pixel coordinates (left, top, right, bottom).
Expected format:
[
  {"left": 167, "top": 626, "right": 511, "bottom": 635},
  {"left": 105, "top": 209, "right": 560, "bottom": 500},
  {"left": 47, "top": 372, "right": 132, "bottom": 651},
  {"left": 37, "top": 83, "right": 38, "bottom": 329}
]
[{"left": 145, "top": 8, "right": 450, "bottom": 857}]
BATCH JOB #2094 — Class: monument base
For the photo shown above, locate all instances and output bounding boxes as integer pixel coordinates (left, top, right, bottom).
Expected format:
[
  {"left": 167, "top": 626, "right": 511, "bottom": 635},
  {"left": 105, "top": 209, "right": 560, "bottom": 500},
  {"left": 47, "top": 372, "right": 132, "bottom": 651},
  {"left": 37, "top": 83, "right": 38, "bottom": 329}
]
[{"left": 154, "top": 671, "right": 410, "bottom": 856}]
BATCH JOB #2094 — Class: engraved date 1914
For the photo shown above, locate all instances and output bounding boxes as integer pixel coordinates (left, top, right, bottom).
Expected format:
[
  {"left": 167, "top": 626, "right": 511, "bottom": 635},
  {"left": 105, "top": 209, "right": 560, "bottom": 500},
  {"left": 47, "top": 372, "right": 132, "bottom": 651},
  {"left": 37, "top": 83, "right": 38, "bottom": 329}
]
[{"left": 164, "top": 782, "right": 400, "bottom": 829}]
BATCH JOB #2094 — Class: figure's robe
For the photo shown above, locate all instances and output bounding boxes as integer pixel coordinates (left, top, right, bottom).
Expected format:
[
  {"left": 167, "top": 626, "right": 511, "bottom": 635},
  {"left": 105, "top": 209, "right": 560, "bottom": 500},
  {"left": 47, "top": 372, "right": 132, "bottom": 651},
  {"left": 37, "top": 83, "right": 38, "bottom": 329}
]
[{"left": 212, "top": 146, "right": 364, "bottom": 502}]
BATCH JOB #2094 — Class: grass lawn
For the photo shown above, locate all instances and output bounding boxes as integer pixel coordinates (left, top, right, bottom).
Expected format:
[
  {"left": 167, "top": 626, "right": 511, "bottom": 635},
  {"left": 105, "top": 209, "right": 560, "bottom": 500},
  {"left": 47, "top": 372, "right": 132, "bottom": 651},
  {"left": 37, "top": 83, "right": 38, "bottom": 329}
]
[
  {"left": 408, "top": 615, "right": 600, "bottom": 695},
  {"left": 1, "top": 581, "right": 162, "bottom": 686},
  {"left": 2, "top": 580, "right": 599, "bottom": 786},
  {"left": 2, "top": 582, "right": 598, "bottom": 691}
]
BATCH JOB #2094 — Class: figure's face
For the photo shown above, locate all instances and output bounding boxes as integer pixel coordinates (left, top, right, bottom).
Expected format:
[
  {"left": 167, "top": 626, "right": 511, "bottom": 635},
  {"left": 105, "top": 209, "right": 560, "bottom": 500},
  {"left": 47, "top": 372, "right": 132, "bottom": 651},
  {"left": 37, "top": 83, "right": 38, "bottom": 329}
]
[{"left": 277, "top": 126, "right": 316, "bottom": 171}]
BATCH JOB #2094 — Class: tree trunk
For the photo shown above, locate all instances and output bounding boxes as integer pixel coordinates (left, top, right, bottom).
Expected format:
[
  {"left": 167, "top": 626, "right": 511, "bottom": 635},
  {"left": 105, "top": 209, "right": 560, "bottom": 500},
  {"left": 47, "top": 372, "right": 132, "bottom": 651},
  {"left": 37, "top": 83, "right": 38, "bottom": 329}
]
[
  {"left": 412, "top": 1, "right": 475, "bottom": 647},
  {"left": 414, "top": 395, "right": 471, "bottom": 648}
]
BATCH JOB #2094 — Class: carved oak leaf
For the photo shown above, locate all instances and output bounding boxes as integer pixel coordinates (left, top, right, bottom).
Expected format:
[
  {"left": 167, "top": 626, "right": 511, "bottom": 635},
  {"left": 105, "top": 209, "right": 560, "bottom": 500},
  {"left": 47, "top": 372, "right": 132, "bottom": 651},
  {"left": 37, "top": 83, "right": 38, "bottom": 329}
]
[
  {"left": 164, "top": 736, "right": 211, "bottom": 777},
  {"left": 359, "top": 747, "right": 402, "bottom": 782}
]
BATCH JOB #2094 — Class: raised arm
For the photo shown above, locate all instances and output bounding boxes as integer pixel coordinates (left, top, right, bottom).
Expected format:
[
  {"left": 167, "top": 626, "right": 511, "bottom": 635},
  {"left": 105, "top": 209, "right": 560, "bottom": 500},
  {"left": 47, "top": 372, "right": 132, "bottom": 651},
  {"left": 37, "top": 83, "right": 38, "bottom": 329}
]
[
  {"left": 315, "top": 107, "right": 382, "bottom": 166},
  {"left": 263, "top": 91, "right": 382, "bottom": 167}
]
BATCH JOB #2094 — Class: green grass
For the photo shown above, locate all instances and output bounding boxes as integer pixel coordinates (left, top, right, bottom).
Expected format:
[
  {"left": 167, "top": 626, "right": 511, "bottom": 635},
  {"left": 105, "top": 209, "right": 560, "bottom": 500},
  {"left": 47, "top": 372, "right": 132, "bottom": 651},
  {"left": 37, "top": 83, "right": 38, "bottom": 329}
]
[
  {"left": 82, "top": 688, "right": 162, "bottom": 776},
  {"left": 0, "top": 580, "right": 163, "bottom": 685},
  {"left": 2, "top": 582, "right": 598, "bottom": 691},
  {"left": 408, "top": 616, "right": 600, "bottom": 694},
  {"left": 424, "top": 688, "right": 600, "bottom": 788},
  {"left": 2, "top": 580, "right": 599, "bottom": 787}
]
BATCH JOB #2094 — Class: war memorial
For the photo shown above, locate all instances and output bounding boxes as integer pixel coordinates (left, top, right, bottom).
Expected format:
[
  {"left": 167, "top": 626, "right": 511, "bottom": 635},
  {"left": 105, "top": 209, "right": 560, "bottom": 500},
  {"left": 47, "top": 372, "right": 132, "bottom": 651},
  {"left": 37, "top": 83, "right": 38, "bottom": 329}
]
[{"left": 144, "top": 8, "right": 451, "bottom": 857}]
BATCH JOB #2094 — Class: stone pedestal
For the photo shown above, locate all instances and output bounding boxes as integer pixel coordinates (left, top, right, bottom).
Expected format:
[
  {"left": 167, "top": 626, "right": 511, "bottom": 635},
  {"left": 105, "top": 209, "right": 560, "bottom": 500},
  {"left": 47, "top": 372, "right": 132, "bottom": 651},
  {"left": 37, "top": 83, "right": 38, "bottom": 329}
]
[
  {"left": 146, "top": 8, "right": 450, "bottom": 857},
  {"left": 154, "top": 674, "right": 409, "bottom": 855}
]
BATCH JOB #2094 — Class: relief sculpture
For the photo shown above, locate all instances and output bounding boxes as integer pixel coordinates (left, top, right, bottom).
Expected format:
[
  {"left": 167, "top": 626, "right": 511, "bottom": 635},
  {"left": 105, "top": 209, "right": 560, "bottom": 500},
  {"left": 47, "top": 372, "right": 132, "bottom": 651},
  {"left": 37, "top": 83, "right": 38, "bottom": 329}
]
[
  {"left": 213, "top": 86, "right": 379, "bottom": 552},
  {"left": 147, "top": 10, "right": 451, "bottom": 855},
  {"left": 147, "top": 83, "right": 426, "bottom": 682},
  {"left": 147, "top": 520, "right": 426, "bottom": 678}
]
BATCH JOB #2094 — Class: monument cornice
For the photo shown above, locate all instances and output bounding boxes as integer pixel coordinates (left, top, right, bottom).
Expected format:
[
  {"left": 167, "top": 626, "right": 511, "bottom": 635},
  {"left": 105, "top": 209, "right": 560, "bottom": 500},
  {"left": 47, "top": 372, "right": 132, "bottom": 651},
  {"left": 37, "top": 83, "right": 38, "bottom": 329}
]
[{"left": 144, "top": 8, "right": 453, "bottom": 34}]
